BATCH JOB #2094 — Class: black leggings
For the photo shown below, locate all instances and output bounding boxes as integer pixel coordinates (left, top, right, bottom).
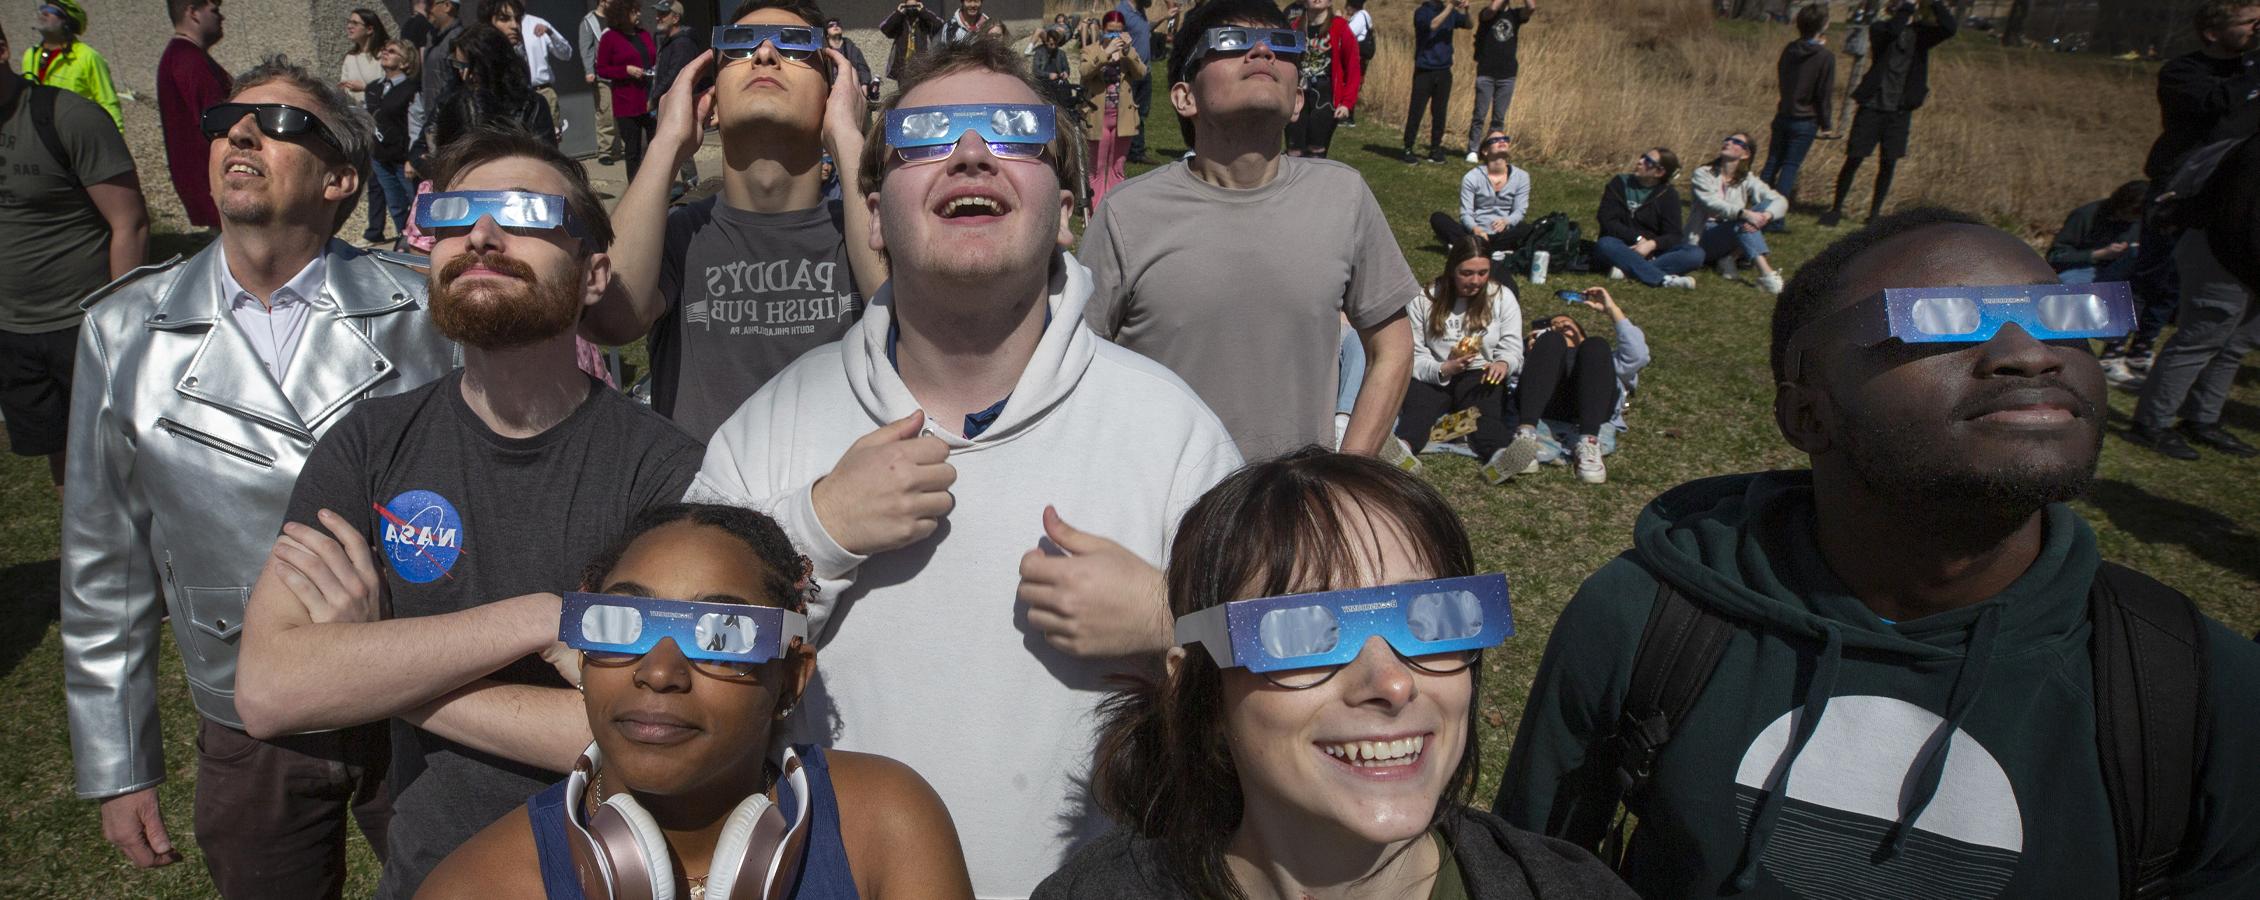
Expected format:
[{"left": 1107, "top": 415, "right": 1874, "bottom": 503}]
[
  {"left": 1428, "top": 212, "right": 1538, "bottom": 255},
  {"left": 1286, "top": 86, "right": 1338, "bottom": 156},
  {"left": 1396, "top": 371, "right": 1515, "bottom": 458},
  {"left": 616, "top": 113, "right": 653, "bottom": 179},
  {"left": 1513, "top": 331, "right": 1616, "bottom": 437},
  {"left": 1404, "top": 68, "right": 1451, "bottom": 151}
]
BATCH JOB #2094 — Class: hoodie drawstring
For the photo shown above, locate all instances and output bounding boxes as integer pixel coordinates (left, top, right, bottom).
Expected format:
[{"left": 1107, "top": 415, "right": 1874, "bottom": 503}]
[
  {"left": 1878, "top": 604, "right": 2003, "bottom": 860},
  {"left": 1730, "top": 623, "right": 1844, "bottom": 893}
]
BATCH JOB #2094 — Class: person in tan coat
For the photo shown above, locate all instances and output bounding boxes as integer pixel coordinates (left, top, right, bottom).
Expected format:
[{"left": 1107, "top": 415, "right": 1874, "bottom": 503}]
[{"left": 1081, "top": 10, "right": 1145, "bottom": 208}]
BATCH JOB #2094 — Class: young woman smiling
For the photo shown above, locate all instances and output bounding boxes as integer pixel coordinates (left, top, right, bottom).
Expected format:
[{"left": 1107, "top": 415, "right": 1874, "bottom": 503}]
[
  {"left": 417, "top": 504, "right": 974, "bottom": 900},
  {"left": 1036, "top": 451, "right": 1633, "bottom": 900}
]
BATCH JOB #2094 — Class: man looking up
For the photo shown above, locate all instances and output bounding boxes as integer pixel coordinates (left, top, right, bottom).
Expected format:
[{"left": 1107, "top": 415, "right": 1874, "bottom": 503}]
[
  {"left": 236, "top": 127, "right": 702, "bottom": 900},
  {"left": 157, "top": 0, "right": 231, "bottom": 229},
  {"left": 1079, "top": 0, "right": 1417, "bottom": 461},
  {"left": 590, "top": 0, "right": 885, "bottom": 444},
  {"left": 410, "top": 0, "right": 463, "bottom": 147},
  {"left": 1499, "top": 209, "right": 2260, "bottom": 897},
  {"left": 23, "top": 0, "right": 117, "bottom": 128},
  {"left": 689, "top": 40, "right": 1240, "bottom": 896},
  {"left": 941, "top": 0, "right": 996, "bottom": 44},
  {"left": 1818, "top": 0, "right": 1954, "bottom": 227},
  {"left": 62, "top": 56, "right": 452, "bottom": 897}
]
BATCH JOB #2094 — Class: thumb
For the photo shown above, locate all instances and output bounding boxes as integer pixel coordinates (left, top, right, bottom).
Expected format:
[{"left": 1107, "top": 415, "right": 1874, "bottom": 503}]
[
  {"left": 858, "top": 410, "right": 928, "bottom": 447},
  {"left": 141, "top": 804, "right": 173, "bottom": 855},
  {"left": 1042, "top": 505, "right": 1113, "bottom": 554}
]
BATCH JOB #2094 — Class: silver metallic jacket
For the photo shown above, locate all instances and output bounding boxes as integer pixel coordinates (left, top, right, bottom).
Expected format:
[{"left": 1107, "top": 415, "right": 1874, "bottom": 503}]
[{"left": 62, "top": 241, "right": 459, "bottom": 799}]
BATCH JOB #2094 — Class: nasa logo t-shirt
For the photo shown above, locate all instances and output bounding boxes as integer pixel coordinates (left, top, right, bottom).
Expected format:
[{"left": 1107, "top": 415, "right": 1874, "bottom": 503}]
[{"left": 378, "top": 489, "right": 463, "bottom": 583}]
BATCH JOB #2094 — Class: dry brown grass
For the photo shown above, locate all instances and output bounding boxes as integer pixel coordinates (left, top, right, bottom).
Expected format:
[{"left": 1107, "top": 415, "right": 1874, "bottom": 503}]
[{"left": 1353, "top": 0, "right": 2155, "bottom": 233}]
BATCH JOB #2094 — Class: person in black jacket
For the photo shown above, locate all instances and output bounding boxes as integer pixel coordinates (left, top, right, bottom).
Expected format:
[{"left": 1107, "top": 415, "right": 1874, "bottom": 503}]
[
  {"left": 826, "top": 17, "right": 879, "bottom": 104},
  {"left": 2046, "top": 180, "right": 2144, "bottom": 285},
  {"left": 879, "top": 0, "right": 944, "bottom": 85},
  {"left": 366, "top": 39, "right": 421, "bottom": 239},
  {"left": 1760, "top": 2, "right": 1834, "bottom": 206},
  {"left": 412, "top": 23, "right": 555, "bottom": 176},
  {"left": 1594, "top": 148, "right": 1702, "bottom": 289},
  {"left": 1818, "top": 0, "right": 1955, "bottom": 228},
  {"left": 649, "top": 0, "right": 702, "bottom": 196}
]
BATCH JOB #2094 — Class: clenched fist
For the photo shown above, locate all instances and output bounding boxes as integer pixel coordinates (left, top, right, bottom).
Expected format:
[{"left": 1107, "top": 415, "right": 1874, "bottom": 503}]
[{"left": 811, "top": 411, "right": 957, "bottom": 556}]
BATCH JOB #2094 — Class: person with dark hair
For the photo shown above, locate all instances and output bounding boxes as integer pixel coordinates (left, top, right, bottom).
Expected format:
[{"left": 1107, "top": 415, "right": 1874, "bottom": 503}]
[
  {"left": 590, "top": 0, "right": 883, "bottom": 444},
  {"left": 2127, "top": 137, "right": 2260, "bottom": 460},
  {"left": 1345, "top": 0, "right": 1375, "bottom": 126},
  {"left": 1286, "top": 0, "right": 1360, "bottom": 159},
  {"left": 235, "top": 128, "right": 702, "bottom": 900},
  {"left": 1031, "top": 23, "right": 1073, "bottom": 107},
  {"left": 2047, "top": 180, "right": 2145, "bottom": 286},
  {"left": 1595, "top": 147, "right": 1701, "bottom": 289},
  {"left": 1402, "top": 0, "right": 1469, "bottom": 163},
  {"left": 410, "top": 0, "right": 464, "bottom": 148},
  {"left": 1037, "top": 449, "right": 1635, "bottom": 899},
  {"left": 1760, "top": 1, "right": 1834, "bottom": 205},
  {"left": 1502, "top": 207, "right": 2260, "bottom": 898},
  {"left": 63, "top": 54, "right": 447, "bottom": 897},
  {"left": 158, "top": 0, "right": 232, "bottom": 229},
  {"left": 1818, "top": 0, "right": 1955, "bottom": 227},
  {"left": 343, "top": 8, "right": 395, "bottom": 243},
  {"left": 646, "top": 0, "right": 701, "bottom": 197},
  {"left": 413, "top": 503, "right": 977, "bottom": 899},
  {"left": 695, "top": 40, "right": 1240, "bottom": 895},
  {"left": 1429, "top": 130, "right": 1532, "bottom": 259},
  {"left": 484, "top": 0, "right": 573, "bottom": 130},
  {"left": 1509, "top": 287, "right": 1649, "bottom": 485},
  {"left": 827, "top": 17, "right": 880, "bottom": 102},
  {"left": 1114, "top": 0, "right": 1157, "bottom": 163},
  {"left": 581, "top": 0, "right": 623, "bottom": 164},
  {"left": 414, "top": 23, "right": 556, "bottom": 180},
  {"left": 940, "top": 0, "right": 998, "bottom": 44},
  {"left": 23, "top": 0, "right": 117, "bottom": 128},
  {"left": 1391, "top": 239, "right": 1526, "bottom": 483},
  {"left": 1689, "top": 132, "right": 1789, "bottom": 294},
  {"left": 880, "top": 0, "right": 945, "bottom": 85},
  {"left": 1463, "top": 0, "right": 1532, "bottom": 164},
  {"left": 1081, "top": 0, "right": 1418, "bottom": 462},
  {"left": 1082, "top": 11, "right": 1146, "bottom": 206},
  {"left": 367, "top": 40, "right": 421, "bottom": 241},
  {"left": 594, "top": 2, "right": 657, "bottom": 177}
]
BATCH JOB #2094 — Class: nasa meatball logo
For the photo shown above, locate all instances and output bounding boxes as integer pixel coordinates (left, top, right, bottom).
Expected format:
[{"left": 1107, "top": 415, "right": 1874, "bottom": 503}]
[{"left": 376, "top": 489, "right": 464, "bottom": 584}]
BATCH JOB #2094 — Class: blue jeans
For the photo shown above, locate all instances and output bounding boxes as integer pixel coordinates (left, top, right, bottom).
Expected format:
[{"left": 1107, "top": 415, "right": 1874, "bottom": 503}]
[
  {"left": 1595, "top": 236, "right": 1704, "bottom": 286},
  {"left": 2058, "top": 252, "right": 2135, "bottom": 285},
  {"left": 1697, "top": 221, "right": 1770, "bottom": 264},
  {"left": 1336, "top": 322, "right": 1366, "bottom": 417},
  {"left": 1760, "top": 115, "right": 1819, "bottom": 201},
  {"left": 370, "top": 161, "right": 411, "bottom": 234}
]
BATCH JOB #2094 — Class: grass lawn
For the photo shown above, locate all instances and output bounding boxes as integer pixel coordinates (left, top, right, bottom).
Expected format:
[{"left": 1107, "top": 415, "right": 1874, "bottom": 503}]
[{"left": 3, "top": 113, "right": 2255, "bottom": 896}]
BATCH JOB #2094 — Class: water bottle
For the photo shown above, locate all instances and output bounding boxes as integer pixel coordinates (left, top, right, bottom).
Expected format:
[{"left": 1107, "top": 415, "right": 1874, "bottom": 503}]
[{"left": 1531, "top": 250, "right": 1550, "bottom": 285}]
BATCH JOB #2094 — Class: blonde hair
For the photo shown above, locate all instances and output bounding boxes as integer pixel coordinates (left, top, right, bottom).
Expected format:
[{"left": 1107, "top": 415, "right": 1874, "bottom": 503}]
[{"left": 383, "top": 39, "right": 421, "bottom": 80}]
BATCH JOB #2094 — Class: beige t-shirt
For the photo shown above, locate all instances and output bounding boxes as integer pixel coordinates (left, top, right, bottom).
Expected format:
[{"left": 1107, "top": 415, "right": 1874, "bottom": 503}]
[{"left": 1077, "top": 157, "right": 1418, "bottom": 460}]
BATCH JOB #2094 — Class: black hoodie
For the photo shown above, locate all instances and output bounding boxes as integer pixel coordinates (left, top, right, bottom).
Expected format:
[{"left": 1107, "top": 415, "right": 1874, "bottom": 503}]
[{"left": 1774, "top": 38, "right": 1835, "bottom": 130}]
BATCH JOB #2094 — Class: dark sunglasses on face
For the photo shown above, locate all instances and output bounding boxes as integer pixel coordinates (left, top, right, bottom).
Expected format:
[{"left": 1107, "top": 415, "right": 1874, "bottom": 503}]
[
  {"left": 1724, "top": 136, "right": 1752, "bottom": 150},
  {"left": 1635, "top": 156, "right": 1660, "bottom": 170},
  {"left": 200, "top": 103, "right": 345, "bottom": 156}
]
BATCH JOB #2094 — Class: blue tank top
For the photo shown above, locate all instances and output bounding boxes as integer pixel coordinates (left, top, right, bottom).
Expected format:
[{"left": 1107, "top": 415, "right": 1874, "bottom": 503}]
[{"left": 528, "top": 744, "right": 860, "bottom": 900}]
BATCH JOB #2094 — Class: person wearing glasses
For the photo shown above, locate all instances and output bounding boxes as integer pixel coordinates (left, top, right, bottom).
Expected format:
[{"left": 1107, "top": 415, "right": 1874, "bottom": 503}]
[
  {"left": 1429, "top": 129, "right": 1532, "bottom": 264},
  {"left": 590, "top": 0, "right": 884, "bottom": 445},
  {"left": 687, "top": 39, "right": 1239, "bottom": 896},
  {"left": 411, "top": 503, "right": 976, "bottom": 899},
  {"left": 235, "top": 127, "right": 703, "bottom": 899},
  {"left": 61, "top": 57, "right": 451, "bottom": 897},
  {"left": 1688, "top": 131, "right": 1789, "bottom": 295},
  {"left": 1078, "top": 0, "right": 1418, "bottom": 463},
  {"left": 1594, "top": 147, "right": 1701, "bottom": 290},
  {"left": 1037, "top": 450, "right": 1634, "bottom": 899}
]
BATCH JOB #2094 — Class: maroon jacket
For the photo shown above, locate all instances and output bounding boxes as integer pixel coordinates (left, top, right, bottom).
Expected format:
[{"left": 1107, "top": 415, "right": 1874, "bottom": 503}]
[{"left": 156, "top": 38, "right": 231, "bottom": 228}]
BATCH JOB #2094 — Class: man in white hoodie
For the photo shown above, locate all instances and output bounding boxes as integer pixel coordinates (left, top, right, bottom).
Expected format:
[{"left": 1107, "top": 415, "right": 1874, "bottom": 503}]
[{"left": 688, "top": 40, "right": 1241, "bottom": 899}]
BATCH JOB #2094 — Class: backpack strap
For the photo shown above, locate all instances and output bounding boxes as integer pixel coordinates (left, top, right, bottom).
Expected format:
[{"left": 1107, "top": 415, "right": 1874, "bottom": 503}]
[
  {"left": 1553, "top": 578, "right": 1735, "bottom": 866},
  {"left": 29, "top": 84, "right": 75, "bottom": 190},
  {"left": 2089, "top": 561, "right": 2209, "bottom": 900}
]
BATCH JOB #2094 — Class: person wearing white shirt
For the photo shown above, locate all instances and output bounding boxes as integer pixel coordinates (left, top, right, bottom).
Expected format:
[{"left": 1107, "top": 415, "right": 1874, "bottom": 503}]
[
  {"left": 1344, "top": 0, "right": 1375, "bottom": 124},
  {"left": 486, "top": 0, "right": 573, "bottom": 135},
  {"left": 1392, "top": 237, "right": 1528, "bottom": 484},
  {"left": 219, "top": 248, "right": 323, "bottom": 380}
]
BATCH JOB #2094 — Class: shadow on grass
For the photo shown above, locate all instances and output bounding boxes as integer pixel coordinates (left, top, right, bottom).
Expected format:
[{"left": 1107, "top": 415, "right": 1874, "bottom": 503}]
[
  {"left": 0, "top": 558, "right": 59, "bottom": 681},
  {"left": 2084, "top": 479, "right": 2260, "bottom": 585}
]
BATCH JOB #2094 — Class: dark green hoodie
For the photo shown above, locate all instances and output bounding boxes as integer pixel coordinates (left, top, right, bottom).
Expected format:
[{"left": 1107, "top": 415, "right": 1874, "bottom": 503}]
[{"left": 1496, "top": 471, "right": 2260, "bottom": 898}]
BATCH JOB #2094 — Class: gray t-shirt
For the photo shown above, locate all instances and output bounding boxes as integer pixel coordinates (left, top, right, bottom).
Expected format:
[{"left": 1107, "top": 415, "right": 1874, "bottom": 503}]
[
  {"left": 281, "top": 370, "right": 702, "bottom": 900},
  {"left": 0, "top": 79, "right": 135, "bottom": 333},
  {"left": 650, "top": 197, "right": 865, "bottom": 443},
  {"left": 1078, "top": 158, "right": 1417, "bottom": 460}
]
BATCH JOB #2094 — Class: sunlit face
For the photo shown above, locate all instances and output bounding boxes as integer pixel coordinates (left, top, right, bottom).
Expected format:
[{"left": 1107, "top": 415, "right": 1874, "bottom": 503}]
[
  {"left": 1481, "top": 131, "right": 1511, "bottom": 166},
  {"left": 209, "top": 82, "right": 356, "bottom": 228},
  {"left": 379, "top": 45, "right": 402, "bottom": 70},
  {"left": 346, "top": 13, "right": 366, "bottom": 41},
  {"left": 1173, "top": 19, "right": 1303, "bottom": 131},
  {"left": 715, "top": 8, "right": 830, "bottom": 137},
  {"left": 426, "top": 156, "right": 610, "bottom": 351},
  {"left": 1214, "top": 507, "right": 1468, "bottom": 847},
  {"left": 1721, "top": 133, "right": 1753, "bottom": 163},
  {"left": 582, "top": 521, "right": 815, "bottom": 797},
  {"left": 1453, "top": 256, "right": 1490, "bottom": 299},
  {"left": 34, "top": 6, "right": 66, "bottom": 39},
  {"left": 869, "top": 70, "right": 1074, "bottom": 285}
]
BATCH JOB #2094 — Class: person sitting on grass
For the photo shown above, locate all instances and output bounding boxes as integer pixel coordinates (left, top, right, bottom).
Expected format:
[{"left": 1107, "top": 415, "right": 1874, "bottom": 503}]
[
  {"left": 2047, "top": 179, "right": 2144, "bottom": 286},
  {"left": 415, "top": 503, "right": 974, "bottom": 899},
  {"left": 1689, "top": 131, "right": 1790, "bottom": 295},
  {"left": 1595, "top": 147, "right": 1702, "bottom": 290},
  {"left": 1428, "top": 130, "right": 1533, "bottom": 265},
  {"left": 1505, "top": 287, "right": 1650, "bottom": 486},
  {"left": 1034, "top": 449, "right": 1637, "bottom": 900},
  {"left": 1390, "top": 238, "right": 1526, "bottom": 484}
]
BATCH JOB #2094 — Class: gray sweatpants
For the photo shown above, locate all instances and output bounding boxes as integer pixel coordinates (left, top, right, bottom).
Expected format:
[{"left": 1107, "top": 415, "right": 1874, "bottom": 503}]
[
  {"left": 1467, "top": 76, "right": 1517, "bottom": 149},
  {"left": 2133, "top": 231, "right": 2260, "bottom": 430}
]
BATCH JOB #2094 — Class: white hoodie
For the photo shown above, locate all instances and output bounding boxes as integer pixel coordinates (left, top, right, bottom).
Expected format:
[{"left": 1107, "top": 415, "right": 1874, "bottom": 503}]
[
  {"left": 1408, "top": 282, "right": 1525, "bottom": 385},
  {"left": 689, "top": 253, "right": 1241, "bottom": 899}
]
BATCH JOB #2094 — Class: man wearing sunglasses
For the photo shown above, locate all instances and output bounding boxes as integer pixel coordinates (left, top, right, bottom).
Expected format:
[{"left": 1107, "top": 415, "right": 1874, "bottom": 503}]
[
  {"left": 1501, "top": 209, "right": 2260, "bottom": 898},
  {"left": 237, "top": 127, "right": 703, "bottom": 899},
  {"left": 61, "top": 58, "right": 454, "bottom": 897},
  {"left": 1079, "top": 0, "right": 1417, "bottom": 463},
  {"left": 688, "top": 40, "right": 1239, "bottom": 896},
  {"left": 590, "top": 0, "right": 884, "bottom": 445}
]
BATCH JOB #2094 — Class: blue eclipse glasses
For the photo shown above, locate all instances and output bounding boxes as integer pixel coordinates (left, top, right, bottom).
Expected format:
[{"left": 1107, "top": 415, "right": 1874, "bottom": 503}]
[
  {"left": 1784, "top": 281, "right": 2135, "bottom": 381},
  {"left": 1175, "top": 573, "right": 1514, "bottom": 688},
  {"left": 561, "top": 592, "right": 808, "bottom": 679},
  {"left": 413, "top": 190, "right": 587, "bottom": 239},
  {"left": 712, "top": 24, "right": 825, "bottom": 61},
  {"left": 884, "top": 104, "right": 1056, "bottom": 165},
  {"left": 1185, "top": 26, "right": 1307, "bottom": 70}
]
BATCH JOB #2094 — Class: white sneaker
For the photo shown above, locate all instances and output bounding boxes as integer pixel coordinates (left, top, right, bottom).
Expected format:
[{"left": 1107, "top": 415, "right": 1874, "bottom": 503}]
[
  {"left": 1383, "top": 435, "right": 1423, "bottom": 474},
  {"left": 1481, "top": 431, "right": 1544, "bottom": 485},
  {"left": 1663, "top": 275, "right": 1698, "bottom": 290},
  {"left": 1465, "top": 151, "right": 1480, "bottom": 164},
  {"left": 2100, "top": 357, "right": 2146, "bottom": 391},
  {"left": 1757, "top": 272, "right": 1784, "bottom": 295},
  {"left": 1716, "top": 255, "right": 1739, "bottom": 281},
  {"left": 1573, "top": 435, "right": 1607, "bottom": 484},
  {"left": 1608, "top": 267, "right": 1625, "bottom": 281}
]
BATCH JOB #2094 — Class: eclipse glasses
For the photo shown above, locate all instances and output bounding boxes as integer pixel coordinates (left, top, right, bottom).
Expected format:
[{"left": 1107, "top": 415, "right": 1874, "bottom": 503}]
[
  {"left": 1175, "top": 573, "right": 1514, "bottom": 688},
  {"left": 1783, "top": 281, "right": 2135, "bottom": 381},
  {"left": 884, "top": 103, "right": 1056, "bottom": 165},
  {"left": 560, "top": 592, "right": 808, "bottom": 680}
]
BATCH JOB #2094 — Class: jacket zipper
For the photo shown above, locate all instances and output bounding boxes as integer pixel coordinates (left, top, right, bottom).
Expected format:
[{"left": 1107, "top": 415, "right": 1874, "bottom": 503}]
[{"left": 155, "top": 417, "right": 275, "bottom": 469}]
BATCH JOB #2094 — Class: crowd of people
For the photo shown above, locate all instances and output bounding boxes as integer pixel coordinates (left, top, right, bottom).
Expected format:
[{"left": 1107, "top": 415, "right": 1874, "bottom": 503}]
[{"left": 4, "top": 0, "right": 2258, "bottom": 898}]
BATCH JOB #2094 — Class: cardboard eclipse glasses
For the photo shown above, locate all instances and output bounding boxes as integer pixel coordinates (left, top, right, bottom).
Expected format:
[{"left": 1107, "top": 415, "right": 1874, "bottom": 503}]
[
  {"left": 1175, "top": 573, "right": 1514, "bottom": 681},
  {"left": 1784, "top": 281, "right": 2135, "bottom": 380},
  {"left": 560, "top": 592, "right": 808, "bottom": 670}
]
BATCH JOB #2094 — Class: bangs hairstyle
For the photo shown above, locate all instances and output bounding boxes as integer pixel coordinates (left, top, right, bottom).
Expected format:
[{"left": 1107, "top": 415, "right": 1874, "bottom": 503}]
[
  {"left": 232, "top": 55, "right": 377, "bottom": 233},
  {"left": 857, "top": 37, "right": 1083, "bottom": 195},
  {"left": 1165, "top": 0, "right": 1293, "bottom": 147},
  {"left": 1769, "top": 206, "right": 1985, "bottom": 382},
  {"left": 1089, "top": 449, "right": 1484, "bottom": 900},
  {"left": 1427, "top": 237, "right": 1495, "bottom": 340},
  {"left": 428, "top": 126, "right": 617, "bottom": 252},
  {"left": 577, "top": 503, "right": 810, "bottom": 610},
  {"left": 730, "top": 0, "right": 829, "bottom": 30}
]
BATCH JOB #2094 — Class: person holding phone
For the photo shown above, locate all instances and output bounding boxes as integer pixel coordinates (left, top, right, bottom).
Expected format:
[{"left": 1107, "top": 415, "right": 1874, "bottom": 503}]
[
  {"left": 1504, "top": 287, "right": 1649, "bottom": 484},
  {"left": 1392, "top": 238, "right": 1528, "bottom": 484},
  {"left": 1081, "top": 11, "right": 1145, "bottom": 207}
]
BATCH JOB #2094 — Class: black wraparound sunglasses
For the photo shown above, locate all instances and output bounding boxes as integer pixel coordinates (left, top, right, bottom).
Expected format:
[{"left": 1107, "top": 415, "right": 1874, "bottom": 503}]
[{"left": 200, "top": 103, "right": 346, "bottom": 156}]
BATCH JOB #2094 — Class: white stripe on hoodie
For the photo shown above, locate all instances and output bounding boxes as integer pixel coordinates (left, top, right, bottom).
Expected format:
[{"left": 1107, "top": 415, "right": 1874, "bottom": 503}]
[{"left": 688, "top": 252, "right": 1241, "bottom": 899}]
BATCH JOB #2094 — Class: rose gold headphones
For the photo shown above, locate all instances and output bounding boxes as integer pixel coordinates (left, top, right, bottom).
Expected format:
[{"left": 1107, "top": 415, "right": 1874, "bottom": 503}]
[{"left": 563, "top": 743, "right": 812, "bottom": 900}]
